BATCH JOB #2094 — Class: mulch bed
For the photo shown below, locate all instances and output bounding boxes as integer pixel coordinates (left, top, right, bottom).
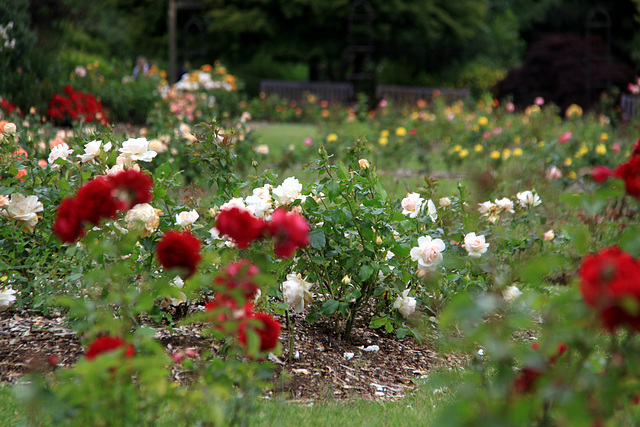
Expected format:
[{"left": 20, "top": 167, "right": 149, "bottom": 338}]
[{"left": 0, "top": 306, "right": 464, "bottom": 401}]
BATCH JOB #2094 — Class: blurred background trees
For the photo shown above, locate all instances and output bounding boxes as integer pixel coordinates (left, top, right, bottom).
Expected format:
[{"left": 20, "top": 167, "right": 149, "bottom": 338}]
[{"left": 2, "top": 0, "right": 640, "bottom": 113}]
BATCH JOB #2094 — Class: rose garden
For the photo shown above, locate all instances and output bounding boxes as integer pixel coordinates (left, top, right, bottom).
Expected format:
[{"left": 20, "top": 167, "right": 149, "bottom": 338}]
[{"left": 4, "top": 1, "right": 640, "bottom": 426}]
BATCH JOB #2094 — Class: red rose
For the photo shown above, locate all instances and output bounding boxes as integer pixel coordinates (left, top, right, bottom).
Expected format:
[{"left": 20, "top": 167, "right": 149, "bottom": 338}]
[
  {"left": 513, "top": 342, "right": 567, "bottom": 393},
  {"left": 215, "top": 207, "right": 267, "bottom": 248},
  {"left": 238, "top": 312, "right": 281, "bottom": 352},
  {"left": 591, "top": 165, "right": 615, "bottom": 183},
  {"left": 156, "top": 230, "right": 202, "bottom": 278},
  {"left": 268, "top": 208, "right": 310, "bottom": 258},
  {"left": 108, "top": 170, "right": 153, "bottom": 210},
  {"left": 615, "top": 156, "right": 640, "bottom": 198},
  {"left": 579, "top": 247, "right": 640, "bottom": 331},
  {"left": 215, "top": 260, "right": 260, "bottom": 301},
  {"left": 85, "top": 336, "right": 135, "bottom": 360},
  {"left": 75, "top": 176, "right": 119, "bottom": 225},
  {"left": 53, "top": 197, "right": 85, "bottom": 243}
]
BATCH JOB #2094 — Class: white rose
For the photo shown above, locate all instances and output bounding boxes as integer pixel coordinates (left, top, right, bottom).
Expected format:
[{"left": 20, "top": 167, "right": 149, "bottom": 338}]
[
  {"left": 148, "top": 139, "right": 168, "bottom": 153},
  {"left": 168, "top": 276, "right": 187, "bottom": 306},
  {"left": 119, "top": 137, "right": 157, "bottom": 162},
  {"left": 0, "top": 288, "right": 17, "bottom": 311},
  {"left": 393, "top": 289, "right": 416, "bottom": 318},
  {"left": 175, "top": 209, "right": 199, "bottom": 227},
  {"left": 410, "top": 235, "right": 446, "bottom": 273},
  {"left": 401, "top": 192, "right": 424, "bottom": 218},
  {"left": 543, "top": 229, "right": 555, "bottom": 241},
  {"left": 282, "top": 273, "right": 314, "bottom": 313},
  {"left": 220, "top": 197, "right": 247, "bottom": 212},
  {"left": 3, "top": 122, "right": 16, "bottom": 135},
  {"left": 4, "top": 193, "right": 43, "bottom": 231},
  {"left": 516, "top": 191, "right": 541, "bottom": 208},
  {"left": 77, "top": 140, "right": 103, "bottom": 163},
  {"left": 124, "top": 203, "right": 161, "bottom": 237},
  {"left": 426, "top": 199, "right": 438, "bottom": 222},
  {"left": 463, "top": 232, "right": 489, "bottom": 258},
  {"left": 273, "top": 177, "right": 305, "bottom": 206},
  {"left": 245, "top": 194, "right": 273, "bottom": 220},
  {"left": 494, "top": 197, "right": 514, "bottom": 213},
  {"left": 438, "top": 197, "right": 451, "bottom": 208},
  {"left": 503, "top": 285, "right": 522, "bottom": 303},
  {"left": 48, "top": 142, "right": 74, "bottom": 170}
]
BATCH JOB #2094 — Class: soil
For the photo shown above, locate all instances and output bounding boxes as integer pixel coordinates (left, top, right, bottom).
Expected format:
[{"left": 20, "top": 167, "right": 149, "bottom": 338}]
[{"left": 0, "top": 305, "right": 464, "bottom": 402}]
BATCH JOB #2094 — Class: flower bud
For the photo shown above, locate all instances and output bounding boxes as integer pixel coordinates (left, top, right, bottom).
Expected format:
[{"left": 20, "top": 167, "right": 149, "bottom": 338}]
[
  {"left": 358, "top": 159, "right": 370, "bottom": 170},
  {"left": 341, "top": 275, "right": 351, "bottom": 285},
  {"left": 209, "top": 207, "right": 218, "bottom": 217},
  {"left": 416, "top": 268, "right": 427, "bottom": 279},
  {"left": 3, "top": 123, "right": 16, "bottom": 135},
  {"left": 542, "top": 229, "right": 555, "bottom": 241},
  {"left": 376, "top": 235, "right": 383, "bottom": 245},
  {"left": 439, "top": 197, "right": 451, "bottom": 207}
]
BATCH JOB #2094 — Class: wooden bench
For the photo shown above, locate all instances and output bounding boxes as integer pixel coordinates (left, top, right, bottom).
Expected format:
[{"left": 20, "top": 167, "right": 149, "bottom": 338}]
[
  {"left": 376, "top": 85, "right": 470, "bottom": 105},
  {"left": 259, "top": 80, "right": 354, "bottom": 104}
]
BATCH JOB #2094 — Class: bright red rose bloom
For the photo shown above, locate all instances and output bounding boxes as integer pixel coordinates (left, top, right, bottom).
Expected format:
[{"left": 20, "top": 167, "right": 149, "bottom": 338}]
[
  {"left": 108, "top": 170, "right": 153, "bottom": 210},
  {"left": 579, "top": 246, "right": 640, "bottom": 331},
  {"left": 238, "top": 312, "right": 281, "bottom": 352},
  {"left": 85, "top": 336, "right": 135, "bottom": 360},
  {"left": 215, "top": 207, "right": 267, "bottom": 248},
  {"left": 615, "top": 156, "right": 640, "bottom": 198},
  {"left": 75, "top": 176, "right": 119, "bottom": 225},
  {"left": 592, "top": 165, "right": 615, "bottom": 183},
  {"left": 268, "top": 208, "right": 310, "bottom": 258},
  {"left": 156, "top": 230, "right": 202, "bottom": 278},
  {"left": 53, "top": 197, "right": 85, "bottom": 243}
]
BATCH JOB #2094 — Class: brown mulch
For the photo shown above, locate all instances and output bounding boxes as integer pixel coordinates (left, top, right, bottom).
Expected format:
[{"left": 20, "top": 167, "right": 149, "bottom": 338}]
[{"left": 0, "top": 306, "right": 463, "bottom": 401}]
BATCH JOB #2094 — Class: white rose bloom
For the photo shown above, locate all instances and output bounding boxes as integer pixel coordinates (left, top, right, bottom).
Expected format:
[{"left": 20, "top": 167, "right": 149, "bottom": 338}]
[
  {"left": 503, "top": 285, "right": 522, "bottom": 303},
  {"left": 273, "top": 177, "right": 306, "bottom": 206},
  {"left": 168, "top": 276, "right": 187, "bottom": 306},
  {"left": 3, "top": 123, "right": 17, "bottom": 135},
  {"left": 478, "top": 201, "right": 500, "bottom": 224},
  {"left": 401, "top": 192, "right": 424, "bottom": 218},
  {"left": 148, "top": 138, "right": 168, "bottom": 153},
  {"left": 119, "top": 137, "right": 157, "bottom": 162},
  {"left": 494, "top": 197, "right": 514, "bottom": 213},
  {"left": 245, "top": 194, "right": 273, "bottom": 220},
  {"left": 463, "top": 232, "right": 489, "bottom": 258},
  {"left": 282, "top": 273, "right": 314, "bottom": 313},
  {"left": 543, "top": 229, "right": 555, "bottom": 241},
  {"left": 426, "top": 199, "right": 438, "bottom": 222},
  {"left": 477, "top": 201, "right": 495, "bottom": 215},
  {"left": 175, "top": 209, "right": 199, "bottom": 227},
  {"left": 0, "top": 288, "right": 17, "bottom": 311},
  {"left": 220, "top": 197, "right": 247, "bottom": 212},
  {"left": 106, "top": 163, "right": 126, "bottom": 176},
  {"left": 516, "top": 191, "right": 541, "bottom": 208},
  {"left": 410, "top": 235, "right": 446, "bottom": 273},
  {"left": 393, "top": 289, "right": 416, "bottom": 318},
  {"left": 438, "top": 197, "right": 451, "bottom": 208},
  {"left": 3, "top": 193, "right": 44, "bottom": 231},
  {"left": 77, "top": 140, "right": 103, "bottom": 163},
  {"left": 124, "top": 203, "right": 161, "bottom": 237},
  {"left": 48, "top": 142, "right": 74, "bottom": 170}
]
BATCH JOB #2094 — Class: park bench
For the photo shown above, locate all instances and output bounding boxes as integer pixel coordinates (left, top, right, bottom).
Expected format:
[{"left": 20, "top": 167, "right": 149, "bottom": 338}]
[
  {"left": 620, "top": 93, "right": 638, "bottom": 122},
  {"left": 376, "top": 85, "right": 470, "bottom": 106},
  {"left": 259, "top": 80, "right": 355, "bottom": 104}
]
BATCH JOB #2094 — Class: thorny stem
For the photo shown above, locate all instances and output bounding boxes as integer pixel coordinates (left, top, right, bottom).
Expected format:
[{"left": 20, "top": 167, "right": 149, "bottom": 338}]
[{"left": 286, "top": 310, "right": 295, "bottom": 362}]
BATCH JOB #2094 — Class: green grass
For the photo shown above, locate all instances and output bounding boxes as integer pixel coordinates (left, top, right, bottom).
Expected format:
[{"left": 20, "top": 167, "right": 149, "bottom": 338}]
[
  {"left": 252, "top": 123, "right": 322, "bottom": 153},
  {"left": 248, "top": 380, "right": 451, "bottom": 427}
]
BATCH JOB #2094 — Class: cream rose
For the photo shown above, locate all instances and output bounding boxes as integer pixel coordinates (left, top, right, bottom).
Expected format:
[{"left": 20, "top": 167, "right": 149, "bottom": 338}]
[
  {"left": 124, "top": 203, "right": 161, "bottom": 237},
  {"left": 3, "top": 193, "right": 44, "bottom": 232},
  {"left": 516, "top": 191, "right": 541, "bottom": 208},
  {"left": 463, "top": 232, "right": 489, "bottom": 258},
  {"left": 439, "top": 197, "right": 451, "bottom": 208},
  {"left": 282, "top": 273, "right": 314, "bottom": 313},
  {"left": 77, "top": 140, "right": 104, "bottom": 163},
  {"left": 0, "top": 288, "right": 17, "bottom": 311},
  {"left": 273, "top": 177, "right": 305, "bottom": 206},
  {"left": 401, "top": 192, "right": 424, "bottom": 218},
  {"left": 410, "top": 235, "right": 446, "bottom": 273},
  {"left": 119, "top": 137, "right": 157, "bottom": 162},
  {"left": 393, "top": 289, "right": 416, "bottom": 318},
  {"left": 175, "top": 209, "right": 199, "bottom": 227},
  {"left": 503, "top": 285, "right": 522, "bottom": 302},
  {"left": 48, "top": 142, "right": 74, "bottom": 170}
]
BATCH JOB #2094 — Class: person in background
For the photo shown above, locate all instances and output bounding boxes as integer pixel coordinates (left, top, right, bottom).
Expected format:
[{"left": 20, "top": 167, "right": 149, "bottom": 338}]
[{"left": 133, "top": 56, "right": 149, "bottom": 78}]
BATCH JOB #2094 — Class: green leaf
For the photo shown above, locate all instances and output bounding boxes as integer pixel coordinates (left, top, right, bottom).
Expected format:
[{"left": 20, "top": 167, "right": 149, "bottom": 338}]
[
  {"left": 310, "top": 228, "right": 326, "bottom": 250},
  {"left": 620, "top": 225, "right": 640, "bottom": 258},
  {"left": 320, "top": 300, "right": 340, "bottom": 315},
  {"left": 369, "top": 316, "right": 387, "bottom": 329},
  {"left": 337, "top": 161, "right": 349, "bottom": 180},
  {"left": 373, "top": 182, "right": 388, "bottom": 203},
  {"left": 359, "top": 264, "right": 374, "bottom": 281}
]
